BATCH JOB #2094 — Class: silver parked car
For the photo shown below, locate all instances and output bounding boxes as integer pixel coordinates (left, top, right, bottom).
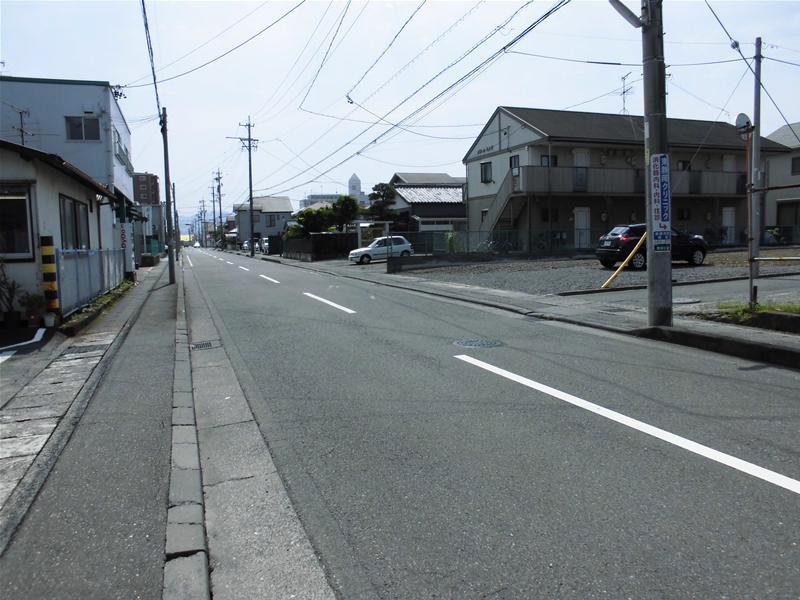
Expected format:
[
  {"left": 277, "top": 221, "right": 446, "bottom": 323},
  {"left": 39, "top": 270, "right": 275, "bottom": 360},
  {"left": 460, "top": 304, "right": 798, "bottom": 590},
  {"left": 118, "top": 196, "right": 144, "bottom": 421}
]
[{"left": 349, "top": 236, "right": 413, "bottom": 264}]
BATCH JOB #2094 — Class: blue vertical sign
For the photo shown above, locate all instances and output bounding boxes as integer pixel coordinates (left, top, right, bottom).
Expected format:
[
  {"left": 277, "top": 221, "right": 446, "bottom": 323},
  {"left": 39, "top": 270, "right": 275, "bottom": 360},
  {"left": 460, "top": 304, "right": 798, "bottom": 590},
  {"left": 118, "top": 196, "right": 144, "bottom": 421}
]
[{"left": 650, "top": 153, "right": 671, "bottom": 253}]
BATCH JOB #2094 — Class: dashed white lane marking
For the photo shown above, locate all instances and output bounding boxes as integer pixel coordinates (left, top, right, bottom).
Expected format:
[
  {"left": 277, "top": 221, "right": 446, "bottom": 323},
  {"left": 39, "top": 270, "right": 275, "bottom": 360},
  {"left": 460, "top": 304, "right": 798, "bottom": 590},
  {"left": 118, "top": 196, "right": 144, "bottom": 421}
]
[
  {"left": 239, "top": 266, "right": 250, "bottom": 271},
  {"left": 259, "top": 274, "right": 280, "bottom": 284},
  {"left": 0, "top": 350, "right": 15, "bottom": 365},
  {"left": 226, "top": 261, "right": 234, "bottom": 265},
  {"left": 186, "top": 256, "right": 194, "bottom": 267},
  {"left": 454, "top": 354, "right": 800, "bottom": 496},
  {"left": 302, "top": 293, "right": 356, "bottom": 314},
  {"left": 0, "top": 328, "right": 45, "bottom": 352}
]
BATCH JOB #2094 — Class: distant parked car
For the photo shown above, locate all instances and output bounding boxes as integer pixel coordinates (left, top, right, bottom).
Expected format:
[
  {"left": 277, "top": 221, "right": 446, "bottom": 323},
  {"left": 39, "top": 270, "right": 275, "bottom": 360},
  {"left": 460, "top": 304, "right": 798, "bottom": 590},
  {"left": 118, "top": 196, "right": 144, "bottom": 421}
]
[
  {"left": 193, "top": 241, "right": 200, "bottom": 248},
  {"left": 595, "top": 224, "right": 708, "bottom": 269},
  {"left": 349, "top": 236, "right": 413, "bottom": 264}
]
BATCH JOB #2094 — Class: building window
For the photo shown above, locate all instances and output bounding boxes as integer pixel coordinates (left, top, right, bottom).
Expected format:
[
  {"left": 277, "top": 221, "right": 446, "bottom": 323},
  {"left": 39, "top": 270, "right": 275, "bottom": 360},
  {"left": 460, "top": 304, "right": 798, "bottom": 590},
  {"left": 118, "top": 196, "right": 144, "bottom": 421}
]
[
  {"left": 65, "top": 116, "right": 100, "bottom": 141},
  {"left": 60, "top": 195, "right": 90, "bottom": 249},
  {"left": 480, "top": 162, "right": 492, "bottom": 183},
  {"left": 677, "top": 160, "right": 692, "bottom": 171},
  {"left": 677, "top": 208, "right": 691, "bottom": 221},
  {"left": 268, "top": 214, "right": 276, "bottom": 227},
  {"left": 509, "top": 155, "right": 520, "bottom": 176},
  {"left": 480, "top": 208, "right": 488, "bottom": 223},
  {"left": 541, "top": 207, "right": 559, "bottom": 222},
  {"left": 252, "top": 213, "right": 261, "bottom": 222},
  {"left": 792, "top": 156, "right": 800, "bottom": 175},
  {"left": 0, "top": 187, "right": 34, "bottom": 260},
  {"left": 540, "top": 155, "right": 558, "bottom": 167}
]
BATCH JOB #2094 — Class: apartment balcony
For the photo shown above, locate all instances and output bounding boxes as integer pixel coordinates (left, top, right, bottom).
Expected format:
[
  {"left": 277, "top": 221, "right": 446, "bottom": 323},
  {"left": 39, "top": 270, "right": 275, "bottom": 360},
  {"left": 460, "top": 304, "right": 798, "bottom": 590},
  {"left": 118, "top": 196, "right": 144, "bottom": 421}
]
[{"left": 510, "top": 166, "right": 745, "bottom": 196}]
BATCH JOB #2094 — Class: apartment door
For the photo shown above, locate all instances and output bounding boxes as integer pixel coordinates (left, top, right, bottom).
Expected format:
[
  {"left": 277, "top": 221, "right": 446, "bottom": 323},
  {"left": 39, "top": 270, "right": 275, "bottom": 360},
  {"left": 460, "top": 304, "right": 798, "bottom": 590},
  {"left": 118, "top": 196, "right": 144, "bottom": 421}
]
[
  {"left": 574, "top": 206, "right": 591, "bottom": 248},
  {"left": 722, "top": 206, "right": 736, "bottom": 245}
]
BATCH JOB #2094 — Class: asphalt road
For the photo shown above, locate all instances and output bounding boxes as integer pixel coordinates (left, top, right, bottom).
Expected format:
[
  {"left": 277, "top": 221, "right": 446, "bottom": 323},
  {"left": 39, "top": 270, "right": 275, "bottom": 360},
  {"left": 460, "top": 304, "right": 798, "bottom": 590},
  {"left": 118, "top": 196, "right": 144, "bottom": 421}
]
[{"left": 186, "top": 248, "right": 800, "bottom": 599}]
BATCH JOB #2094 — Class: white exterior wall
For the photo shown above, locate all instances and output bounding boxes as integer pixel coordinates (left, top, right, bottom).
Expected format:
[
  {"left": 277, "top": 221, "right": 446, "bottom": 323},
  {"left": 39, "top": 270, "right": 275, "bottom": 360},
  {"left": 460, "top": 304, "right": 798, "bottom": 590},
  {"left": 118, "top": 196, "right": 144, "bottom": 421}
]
[
  {"left": 765, "top": 150, "right": 800, "bottom": 225},
  {"left": 1, "top": 147, "right": 115, "bottom": 304},
  {"left": 0, "top": 78, "right": 133, "bottom": 200}
]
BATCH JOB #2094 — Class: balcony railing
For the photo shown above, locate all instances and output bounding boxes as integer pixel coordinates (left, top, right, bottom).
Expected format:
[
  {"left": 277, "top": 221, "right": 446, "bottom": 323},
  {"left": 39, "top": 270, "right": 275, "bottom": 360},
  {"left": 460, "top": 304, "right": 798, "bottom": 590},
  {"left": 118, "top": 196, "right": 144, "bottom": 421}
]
[{"left": 512, "top": 166, "right": 744, "bottom": 196}]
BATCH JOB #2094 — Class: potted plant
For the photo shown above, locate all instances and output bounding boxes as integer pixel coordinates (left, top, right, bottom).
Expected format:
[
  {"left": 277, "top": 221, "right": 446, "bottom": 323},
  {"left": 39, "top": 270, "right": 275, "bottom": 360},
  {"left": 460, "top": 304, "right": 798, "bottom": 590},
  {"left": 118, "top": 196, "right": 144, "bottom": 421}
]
[
  {"left": 19, "top": 291, "right": 46, "bottom": 328},
  {"left": 0, "top": 261, "right": 21, "bottom": 328}
]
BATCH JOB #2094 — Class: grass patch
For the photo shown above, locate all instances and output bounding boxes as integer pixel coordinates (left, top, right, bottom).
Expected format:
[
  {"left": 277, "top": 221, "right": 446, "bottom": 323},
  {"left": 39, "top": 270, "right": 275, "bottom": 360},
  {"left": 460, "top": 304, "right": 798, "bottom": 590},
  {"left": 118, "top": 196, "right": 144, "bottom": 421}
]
[
  {"left": 715, "top": 300, "right": 800, "bottom": 324},
  {"left": 59, "top": 280, "right": 134, "bottom": 334}
]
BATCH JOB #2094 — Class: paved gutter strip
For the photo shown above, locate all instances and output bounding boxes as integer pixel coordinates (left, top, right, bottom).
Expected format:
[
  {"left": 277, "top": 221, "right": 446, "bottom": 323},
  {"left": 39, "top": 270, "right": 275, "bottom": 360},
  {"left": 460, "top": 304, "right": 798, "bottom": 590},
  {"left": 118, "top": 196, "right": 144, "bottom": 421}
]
[
  {"left": 183, "top": 261, "right": 335, "bottom": 600},
  {"left": 0, "top": 268, "right": 164, "bottom": 556},
  {"left": 162, "top": 265, "right": 211, "bottom": 600}
]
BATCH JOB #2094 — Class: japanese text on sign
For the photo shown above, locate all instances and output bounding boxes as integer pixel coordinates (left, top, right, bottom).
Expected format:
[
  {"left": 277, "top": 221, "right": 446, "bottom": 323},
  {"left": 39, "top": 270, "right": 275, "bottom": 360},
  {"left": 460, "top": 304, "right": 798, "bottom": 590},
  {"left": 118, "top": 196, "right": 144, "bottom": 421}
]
[{"left": 650, "top": 154, "right": 671, "bottom": 253}]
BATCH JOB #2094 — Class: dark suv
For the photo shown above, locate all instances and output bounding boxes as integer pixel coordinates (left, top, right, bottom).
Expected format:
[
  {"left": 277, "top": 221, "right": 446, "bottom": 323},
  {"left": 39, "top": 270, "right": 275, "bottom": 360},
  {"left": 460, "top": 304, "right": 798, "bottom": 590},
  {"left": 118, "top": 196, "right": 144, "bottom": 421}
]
[{"left": 595, "top": 224, "right": 709, "bottom": 269}]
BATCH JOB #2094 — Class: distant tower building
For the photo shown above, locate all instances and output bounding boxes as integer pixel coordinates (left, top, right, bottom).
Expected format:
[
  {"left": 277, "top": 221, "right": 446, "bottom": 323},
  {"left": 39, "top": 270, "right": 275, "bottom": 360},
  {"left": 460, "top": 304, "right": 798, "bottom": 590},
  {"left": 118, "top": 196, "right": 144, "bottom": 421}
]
[{"left": 348, "top": 173, "right": 369, "bottom": 207}]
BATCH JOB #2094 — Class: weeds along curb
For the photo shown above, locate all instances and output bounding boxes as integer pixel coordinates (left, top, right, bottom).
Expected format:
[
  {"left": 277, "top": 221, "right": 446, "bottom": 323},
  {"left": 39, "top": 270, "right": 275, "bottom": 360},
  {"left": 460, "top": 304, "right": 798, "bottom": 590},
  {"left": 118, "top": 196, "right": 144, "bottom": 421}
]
[{"left": 58, "top": 280, "right": 134, "bottom": 337}]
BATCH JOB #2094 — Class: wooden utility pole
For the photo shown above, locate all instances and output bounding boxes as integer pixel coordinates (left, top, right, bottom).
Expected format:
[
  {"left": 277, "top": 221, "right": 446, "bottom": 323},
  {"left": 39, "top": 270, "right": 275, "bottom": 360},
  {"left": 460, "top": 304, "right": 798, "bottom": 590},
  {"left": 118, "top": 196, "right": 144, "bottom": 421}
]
[{"left": 227, "top": 118, "right": 258, "bottom": 257}]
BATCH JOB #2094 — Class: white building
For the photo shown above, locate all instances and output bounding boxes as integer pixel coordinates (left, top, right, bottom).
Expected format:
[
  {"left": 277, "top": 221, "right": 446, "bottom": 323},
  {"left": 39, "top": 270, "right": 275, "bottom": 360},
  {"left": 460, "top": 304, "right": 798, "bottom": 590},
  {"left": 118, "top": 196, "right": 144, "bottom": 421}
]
[{"left": 765, "top": 123, "right": 800, "bottom": 241}]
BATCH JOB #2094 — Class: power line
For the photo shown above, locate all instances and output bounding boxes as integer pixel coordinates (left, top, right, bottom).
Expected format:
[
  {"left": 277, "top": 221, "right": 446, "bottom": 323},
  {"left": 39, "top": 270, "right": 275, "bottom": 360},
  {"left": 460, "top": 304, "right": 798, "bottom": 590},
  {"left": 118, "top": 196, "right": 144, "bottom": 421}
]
[
  {"left": 345, "top": 0, "right": 427, "bottom": 99},
  {"left": 764, "top": 56, "right": 800, "bottom": 68},
  {"left": 299, "top": 0, "right": 352, "bottom": 108},
  {"left": 255, "top": 0, "right": 542, "bottom": 193},
  {"left": 704, "top": 0, "right": 800, "bottom": 145},
  {"left": 507, "top": 49, "right": 742, "bottom": 68},
  {"left": 140, "top": 0, "right": 161, "bottom": 113},
  {"left": 125, "top": 0, "right": 307, "bottom": 88},
  {"left": 260, "top": 0, "right": 572, "bottom": 196},
  {"left": 124, "top": 1, "right": 269, "bottom": 86}
]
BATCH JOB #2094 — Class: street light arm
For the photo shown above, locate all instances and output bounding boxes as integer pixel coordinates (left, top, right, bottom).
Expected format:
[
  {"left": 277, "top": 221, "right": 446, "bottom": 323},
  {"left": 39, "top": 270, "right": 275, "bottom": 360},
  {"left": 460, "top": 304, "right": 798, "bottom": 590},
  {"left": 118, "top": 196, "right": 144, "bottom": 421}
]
[{"left": 608, "top": 0, "right": 643, "bottom": 28}]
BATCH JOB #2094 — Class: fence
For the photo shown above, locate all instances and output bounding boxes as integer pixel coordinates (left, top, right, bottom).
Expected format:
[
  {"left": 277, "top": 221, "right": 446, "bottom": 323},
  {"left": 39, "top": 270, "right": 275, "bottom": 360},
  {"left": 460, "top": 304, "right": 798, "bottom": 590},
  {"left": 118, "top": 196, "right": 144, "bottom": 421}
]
[{"left": 57, "top": 248, "right": 125, "bottom": 317}]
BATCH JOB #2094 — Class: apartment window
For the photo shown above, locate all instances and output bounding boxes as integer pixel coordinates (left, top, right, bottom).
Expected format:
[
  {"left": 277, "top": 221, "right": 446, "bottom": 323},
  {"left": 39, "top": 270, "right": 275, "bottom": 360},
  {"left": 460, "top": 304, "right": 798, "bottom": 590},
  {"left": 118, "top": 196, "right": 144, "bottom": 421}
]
[
  {"left": 268, "top": 214, "right": 276, "bottom": 227},
  {"left": 65, "top": 116, "right": 100, "bottom": 141},
  {"left": 0, "top": 187, "right": 34, "bottom": 259},
  {"left": 480, "top": 162, "right": 492, "bottom": 183},
  {"left": 541, "top": 207, "right": 559, "bottom": 222},
  {"left": 676, "top": 208, "right": 691, "bottom": 221},
  {"left": 509, "top": 155, "right": 520, "bottom": 176},
  {"left": 252, "top": 213, "right": 261, "bottom": 223},
  {"left": 480, "top": 208, "right": 489, "bottom": 223},
  {"left": 792, "top": 157, "right": 800, "bottom": 175},
  {"left": 677, "top": 160, "right": 692, "bottom": 171},
  {"left": 540, "top": 155, "right": 558, "bottom": 167},
  {"left": 60, "top": 195, "right": 90, "bottom": 249}
]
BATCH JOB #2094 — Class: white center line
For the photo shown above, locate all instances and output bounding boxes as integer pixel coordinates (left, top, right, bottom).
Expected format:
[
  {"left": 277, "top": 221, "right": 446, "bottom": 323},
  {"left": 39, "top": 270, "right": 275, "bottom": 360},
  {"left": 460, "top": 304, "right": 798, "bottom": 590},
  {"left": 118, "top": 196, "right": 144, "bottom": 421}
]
[
  {"left": 186, "top": 256, "right": 194, "bottom": 267},
  {"left": 303, "top": 292, "right": 356, "bottom": 314},
  {"left": 455, "top": 354, "right": 800, "bottom": 496},
  {"left": 259, "top": 274, "right": 280, "bottom": 284},
  {"left": 239, "top": 266, "right": 250, "bottom": 271},
  {"left": 226, "top": 261, "right": 234, "bottom": 265}
]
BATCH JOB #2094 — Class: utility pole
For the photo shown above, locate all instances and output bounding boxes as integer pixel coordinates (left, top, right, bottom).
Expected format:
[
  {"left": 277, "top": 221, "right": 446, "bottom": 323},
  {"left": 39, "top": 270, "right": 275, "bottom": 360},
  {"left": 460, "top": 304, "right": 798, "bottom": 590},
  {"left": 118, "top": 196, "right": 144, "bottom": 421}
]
[
  {"left": 215, "top": 170, "right": 223, "bottom": 241},
  {"left": 200, "top": 198, "right": 207, "bottom": 247},
  {"left": 610, "top": 0, "right": 672, "bottom": 326},
  {"left": 751, "top": 37, "right": 763, "bottom": 283},
  {"left": 228, "top": 118, "right": 258, "bottom": 257},
  {"left": 161, "top": 107, "right": 176, "bottom": 284},
  {"left": 210, "top": 181, "right": 217, "bottom": 246}
]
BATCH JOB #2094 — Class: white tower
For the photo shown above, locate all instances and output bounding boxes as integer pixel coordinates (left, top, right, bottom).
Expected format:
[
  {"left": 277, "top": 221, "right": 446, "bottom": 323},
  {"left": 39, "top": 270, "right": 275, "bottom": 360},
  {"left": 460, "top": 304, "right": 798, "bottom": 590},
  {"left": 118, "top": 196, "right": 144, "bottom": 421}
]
[{"left": 348, "top": 173, "right": 361, "bottom": 197}]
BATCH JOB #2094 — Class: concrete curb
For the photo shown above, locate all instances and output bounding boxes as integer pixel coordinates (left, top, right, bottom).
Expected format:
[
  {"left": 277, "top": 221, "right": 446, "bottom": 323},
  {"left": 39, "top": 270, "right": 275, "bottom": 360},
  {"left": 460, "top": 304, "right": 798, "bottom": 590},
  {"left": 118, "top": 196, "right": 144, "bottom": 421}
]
[{"left": 162, "top": 263, "right": 210, "bottom": 600}]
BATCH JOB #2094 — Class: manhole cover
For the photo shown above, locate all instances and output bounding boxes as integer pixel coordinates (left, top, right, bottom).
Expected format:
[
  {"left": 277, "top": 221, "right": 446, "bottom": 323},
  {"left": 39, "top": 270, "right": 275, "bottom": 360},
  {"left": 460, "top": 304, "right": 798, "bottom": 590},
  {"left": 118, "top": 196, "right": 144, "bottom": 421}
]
[
  {"left": 673, "top": 298, "right": 701, "bottom": 305},
  {"left": 191, "top": 341, "right": 214, "bottom": 350},
  {"left": 62, "top": 344, "right": 108, "bottom": 356},
  {"left": 453, "top": 339, "right": 503, "bottom": 349}
]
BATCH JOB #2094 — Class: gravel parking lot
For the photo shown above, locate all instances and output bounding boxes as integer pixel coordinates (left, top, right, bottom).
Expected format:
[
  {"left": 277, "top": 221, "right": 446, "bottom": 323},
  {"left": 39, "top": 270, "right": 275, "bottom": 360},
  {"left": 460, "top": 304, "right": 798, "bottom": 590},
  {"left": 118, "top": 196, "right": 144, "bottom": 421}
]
[{"left": 378, "top": 247, "right": 800, "bottom": 296}]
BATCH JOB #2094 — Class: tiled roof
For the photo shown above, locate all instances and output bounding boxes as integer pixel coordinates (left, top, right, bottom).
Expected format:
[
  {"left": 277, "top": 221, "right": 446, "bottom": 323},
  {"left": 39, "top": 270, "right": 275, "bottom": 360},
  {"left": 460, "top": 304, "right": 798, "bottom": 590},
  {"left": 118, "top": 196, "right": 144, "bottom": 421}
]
[
  {"left": 395, "top": 186, "right": 464, "bottom": 204},
  {"left": 767, "top": 123, "right": 800, "bottom": 149},
  {"left": 234, "top": 196, "right": 293, "bottom": 213},
  {"left": 391, "top": 172, "right": 466, "bottom": 185}
]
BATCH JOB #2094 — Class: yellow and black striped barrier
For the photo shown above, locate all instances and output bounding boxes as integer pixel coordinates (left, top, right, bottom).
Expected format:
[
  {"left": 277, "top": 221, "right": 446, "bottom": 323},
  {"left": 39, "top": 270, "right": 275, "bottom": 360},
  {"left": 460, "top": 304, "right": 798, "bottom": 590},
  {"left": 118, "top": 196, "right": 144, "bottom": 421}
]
[{"left": 40, "top": 235, "right": 59, "bottom": 313}]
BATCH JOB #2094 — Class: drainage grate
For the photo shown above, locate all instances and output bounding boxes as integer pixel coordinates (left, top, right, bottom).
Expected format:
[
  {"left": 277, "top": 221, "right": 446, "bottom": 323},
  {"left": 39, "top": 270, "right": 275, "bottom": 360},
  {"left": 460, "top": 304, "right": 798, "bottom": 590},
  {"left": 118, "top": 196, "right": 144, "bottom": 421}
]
[
  {"left": 62, "top": 344, "right": 108, "bottom": 356},
  {"left": 191, "top": 341, "right": 214, "bottom": 350},
  {"left": 453, "top": 339, "right": 503, "bottom": 349}
]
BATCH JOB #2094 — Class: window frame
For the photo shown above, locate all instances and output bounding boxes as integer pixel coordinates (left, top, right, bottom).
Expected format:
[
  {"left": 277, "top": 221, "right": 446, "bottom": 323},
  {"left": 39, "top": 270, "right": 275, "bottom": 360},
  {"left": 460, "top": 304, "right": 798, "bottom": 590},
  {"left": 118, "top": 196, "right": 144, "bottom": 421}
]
[
  {"left": 540, "top": 154, "right": 558, "bottom": 167},
  {"left": 65, "top": 115, "right": 101, "bottom": 141},
  {"left": 59, "top": 194, "right": 91, "bottom": 250},
  {"left": 509, "top": 154, "right": 520, "bottom": 177},
  {"left": 0, "top": 185, "right": 35, "bottom": 261},
  {"left": 791, "top": 156, "right": 800, "bottom": 176},
  {"left": 480, "top": 161, "right": 492, "bottom": 183}
]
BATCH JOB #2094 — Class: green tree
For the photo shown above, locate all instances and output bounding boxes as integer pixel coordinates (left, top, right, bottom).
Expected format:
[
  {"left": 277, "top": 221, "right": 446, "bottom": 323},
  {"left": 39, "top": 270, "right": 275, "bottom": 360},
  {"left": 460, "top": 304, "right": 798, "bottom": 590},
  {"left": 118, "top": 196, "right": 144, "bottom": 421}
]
[
  {"left": 331, "top": 195, "right": 361, "bottom": 231},
  {"left": 296, "top": 206, "right": 334, "bottom": 235},
  {"left": 366, "top": 183, "right": 396, "bottom": 222}
]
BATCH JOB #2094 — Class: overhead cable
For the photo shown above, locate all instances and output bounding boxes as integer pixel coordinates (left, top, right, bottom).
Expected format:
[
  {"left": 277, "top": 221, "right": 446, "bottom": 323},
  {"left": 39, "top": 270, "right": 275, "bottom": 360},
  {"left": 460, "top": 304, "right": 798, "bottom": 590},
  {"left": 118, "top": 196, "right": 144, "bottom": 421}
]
[{"left": 299, "top": 0, "right": 352, "bottom": 108}]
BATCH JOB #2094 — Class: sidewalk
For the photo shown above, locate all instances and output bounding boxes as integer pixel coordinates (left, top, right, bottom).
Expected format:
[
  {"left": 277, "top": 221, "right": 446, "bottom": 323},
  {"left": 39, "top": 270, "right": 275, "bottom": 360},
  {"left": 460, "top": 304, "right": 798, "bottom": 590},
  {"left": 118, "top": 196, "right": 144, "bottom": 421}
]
[
  {"left": 0, "top": 261, "right": 177, "bottom": 598},
  {"left": 241, "top": 251, "right": 800, "bottom": 370}
]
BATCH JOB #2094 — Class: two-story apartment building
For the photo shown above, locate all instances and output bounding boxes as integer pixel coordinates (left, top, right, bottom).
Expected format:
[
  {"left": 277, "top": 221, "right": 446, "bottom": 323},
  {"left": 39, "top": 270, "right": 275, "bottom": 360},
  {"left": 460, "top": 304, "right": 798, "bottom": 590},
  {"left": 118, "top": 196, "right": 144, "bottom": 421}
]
[
  {"left": 1, "top": 76, "right": 139, "bottom": 271},
  {"left": 234, "top": 196, "right": 293, "bottom": 244},
  {"left": 463, "top": 107, "right": 787, "bottom": 253},
  {"left": 765, "top": 123, "right": 800, "bottom": 243}
]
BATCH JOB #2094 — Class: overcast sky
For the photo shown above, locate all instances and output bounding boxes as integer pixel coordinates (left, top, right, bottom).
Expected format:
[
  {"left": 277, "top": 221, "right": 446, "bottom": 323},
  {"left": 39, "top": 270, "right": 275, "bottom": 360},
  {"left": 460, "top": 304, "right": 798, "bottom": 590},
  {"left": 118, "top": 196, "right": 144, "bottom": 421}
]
[{"left": 2, "top": 0, "right": 798, "bottom": 223}]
